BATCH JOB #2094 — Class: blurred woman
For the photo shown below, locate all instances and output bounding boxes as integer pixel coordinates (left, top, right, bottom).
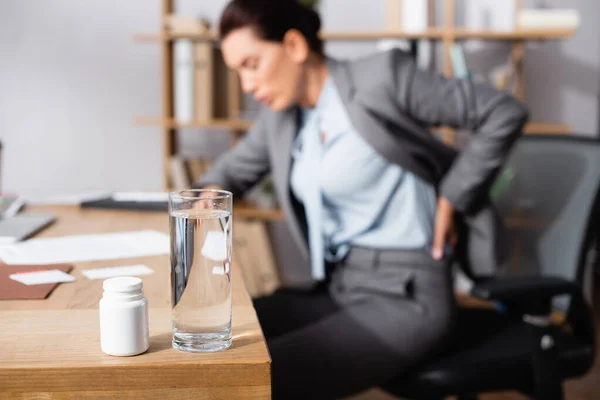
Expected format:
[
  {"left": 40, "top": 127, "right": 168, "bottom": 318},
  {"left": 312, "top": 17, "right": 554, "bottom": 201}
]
[{"left": 196, "top": 0, "right": 528, "bottom": 398}]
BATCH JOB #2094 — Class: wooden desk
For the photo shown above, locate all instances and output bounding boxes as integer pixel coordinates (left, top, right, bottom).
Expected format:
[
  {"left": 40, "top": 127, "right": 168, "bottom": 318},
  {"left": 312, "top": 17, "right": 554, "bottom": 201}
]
[{"left": 0, "top": 206, "right": 271, "bottom": 399}]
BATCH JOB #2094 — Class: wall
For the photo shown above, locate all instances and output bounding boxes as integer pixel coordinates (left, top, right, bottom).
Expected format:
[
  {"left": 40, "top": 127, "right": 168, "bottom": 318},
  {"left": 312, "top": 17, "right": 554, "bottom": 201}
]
[
  {"left": 522, "top": 0, "right": 599, "bottom": 136},
  {"left": 0, "top": 0, "right": 163, "bottom": 198}
]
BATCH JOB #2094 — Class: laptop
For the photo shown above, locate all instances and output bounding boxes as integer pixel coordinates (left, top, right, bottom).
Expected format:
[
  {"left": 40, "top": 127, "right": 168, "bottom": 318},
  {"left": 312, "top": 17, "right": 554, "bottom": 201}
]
[{"left": 0, "top": 213, "right": 56, "bottom": 244}]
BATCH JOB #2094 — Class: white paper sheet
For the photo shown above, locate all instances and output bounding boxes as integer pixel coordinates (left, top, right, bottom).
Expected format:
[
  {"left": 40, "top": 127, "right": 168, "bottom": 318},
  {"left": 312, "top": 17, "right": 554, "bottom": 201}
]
[
  {"left": 82, "top": 264, "right": 154, "bottom": 280},
  {"left": 0, "top": 230, "right": 169, "bottom": 265},
  {"left": 112, "top": 192, "right": 169, "bottom": 202},
  {"left": 10, "top": 269, "right": 76, "bottom": 285}
]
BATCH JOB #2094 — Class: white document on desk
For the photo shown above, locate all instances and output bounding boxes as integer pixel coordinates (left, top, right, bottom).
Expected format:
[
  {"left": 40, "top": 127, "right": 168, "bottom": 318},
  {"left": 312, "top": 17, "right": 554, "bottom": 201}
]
[
  {"left": 112, "top": 192, "right": 169, "bottom": 202},
  {"left": 0, "top": 230, "right": 169, "bottom": 265}
]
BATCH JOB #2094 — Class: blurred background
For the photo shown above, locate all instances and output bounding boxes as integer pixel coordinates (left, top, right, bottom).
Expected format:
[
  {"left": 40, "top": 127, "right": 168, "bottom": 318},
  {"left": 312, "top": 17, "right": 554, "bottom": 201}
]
[
  {"left": 1, "top": 1, "right": 600, "bottom": 398},
  {"left": 3, "top": 0, "right": 597, "bottom": 286},
  {"left": 0, "top": 0, "right": 597, "bottom": 199}
]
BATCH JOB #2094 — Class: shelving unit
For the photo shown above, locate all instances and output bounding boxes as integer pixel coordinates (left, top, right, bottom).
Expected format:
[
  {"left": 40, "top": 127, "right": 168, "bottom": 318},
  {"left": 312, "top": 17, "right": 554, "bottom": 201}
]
[
  {"left": 135, "top": 0, "right": 577, "bottom": 220},
  {"left": 134, "top": 116, "right": 253, "bottom": 131},
  {"left": 234, "top": 200, "right": 285, "bottom": 221},
  {"left": 133, "top": 27, "right": 574, "bottom": 43},
  {"left": 452, "top": 27, "right": 575, "bottom": 40}
]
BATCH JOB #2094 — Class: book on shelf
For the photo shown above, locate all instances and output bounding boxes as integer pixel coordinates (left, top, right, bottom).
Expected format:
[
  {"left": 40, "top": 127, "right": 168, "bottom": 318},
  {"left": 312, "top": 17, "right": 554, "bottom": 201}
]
[
  {"left": 169, "top": 156, "right": 191, "bottom": 190},
  {"left": 382, "top": 0, "right": 432, "bottom": 70},
  {"left": 463, "top": 0, "right": 516, "bottom": 51},
  {"left": 194, "top": 38, "right": 214, "bottom": 122},
  {"left": 518, "top": 9, "right": 580, "bottom": 30},
  {"left": 171, "top": 16, "right": 231, "bottom": 124},
  {"left": 465, "top": 0, "right": 516, "bottom": 31},
  {"left": 449, "top": 44, "right": 470, "bottom": 79},
  {"left": 212, "top": 47, "right": 231, "bottom": 120},
  {"left": 186, "top": 158, "right": 212, "bottom": 183},
  {"left": 489, "top": 63, "right": 515, "bottom": 92},
  {"left": 449, "top": 39, "right": 517, "bottom": 94},
  {"left": 173, "top": 39, "right": 195, "bottom": 124},
  {"left": 164, "top": 15, "right": 209, "bottom": 35},
  {"left": 385, "top": 0, "right": 429, "bottom": 32}
]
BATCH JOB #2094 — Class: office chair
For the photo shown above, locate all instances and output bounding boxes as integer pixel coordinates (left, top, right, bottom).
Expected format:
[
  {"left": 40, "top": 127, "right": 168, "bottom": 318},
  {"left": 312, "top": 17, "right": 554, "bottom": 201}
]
[{"left": 384, "top": 135, "right": 600, "bottom": 400}]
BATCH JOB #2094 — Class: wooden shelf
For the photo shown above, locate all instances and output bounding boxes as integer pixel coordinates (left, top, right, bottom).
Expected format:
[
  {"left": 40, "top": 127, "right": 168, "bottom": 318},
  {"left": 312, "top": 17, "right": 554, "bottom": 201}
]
[
  {"left": 523, "top": 122, "right": 571, "bottom": 135},
  {"left": 133, "top": 30, "right": 445, "bottom": 42},
  {"left": 233, "top": 200, "right": 554, "bottom": 226},
  {"left": 220, "top": 205, "right": 550, "bottom": 225},
  {"left": 434, "top": 122, "right": 572, "bottom": 146},
  {"left": 134, "top": 27, "right": 575, "bottom": 43},
  {"left": 234, "top": 203, "right": 284, "bottom": 221},
  {"left": 135, "top": 117, "right": 253, "bottom": 131},
  {"left": 136, "top": 117, "right": 571, "bottom": 137},
  {"left": 134, "top": 32, "right": 216, "bottom": 42},
  {"left": 453, "top": 27, "right": 576, "bottom": 40},
  {"left": 325, "top": 28, "right": 575, "bottom": 41},
  {"left": 320, "top": 29, "right": 444, "bottom": 40}
]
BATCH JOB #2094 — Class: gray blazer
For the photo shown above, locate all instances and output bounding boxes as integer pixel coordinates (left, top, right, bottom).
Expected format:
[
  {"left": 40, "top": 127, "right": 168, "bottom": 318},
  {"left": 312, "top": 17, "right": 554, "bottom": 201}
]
[{"left": 197, "top": 49, "right": 529, "bottom": 279}]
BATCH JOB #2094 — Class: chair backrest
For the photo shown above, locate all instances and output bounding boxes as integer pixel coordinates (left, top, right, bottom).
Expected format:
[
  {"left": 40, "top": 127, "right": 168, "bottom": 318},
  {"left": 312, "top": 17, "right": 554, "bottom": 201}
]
[{"left": 492, "top": 135, "right": 600, "bottom": 308}]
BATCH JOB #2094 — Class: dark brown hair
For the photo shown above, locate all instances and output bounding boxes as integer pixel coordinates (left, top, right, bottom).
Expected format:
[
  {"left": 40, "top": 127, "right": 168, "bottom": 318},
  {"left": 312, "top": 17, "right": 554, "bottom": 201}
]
[{"left": 219, "top": 0, "right": 324, "bottom": 56}]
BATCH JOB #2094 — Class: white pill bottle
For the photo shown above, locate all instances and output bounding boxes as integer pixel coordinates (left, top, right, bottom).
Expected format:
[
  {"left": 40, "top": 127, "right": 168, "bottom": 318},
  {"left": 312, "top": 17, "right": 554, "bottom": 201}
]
[{"left": 99, "top": 277, "right": 149, "bottom": 356}]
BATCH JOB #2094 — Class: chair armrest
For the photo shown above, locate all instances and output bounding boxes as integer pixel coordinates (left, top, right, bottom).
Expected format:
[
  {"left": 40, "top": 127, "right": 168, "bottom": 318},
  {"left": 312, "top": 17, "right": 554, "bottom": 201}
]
[{"left": 471, "top": 276, "right": 580, "bottom": 315}]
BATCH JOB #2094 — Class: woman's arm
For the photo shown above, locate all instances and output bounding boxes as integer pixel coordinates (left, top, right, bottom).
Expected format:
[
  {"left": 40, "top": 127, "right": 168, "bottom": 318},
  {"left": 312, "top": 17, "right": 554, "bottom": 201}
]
[
  {"left": 194, "top": 109, "right": 271, "bottom": 197},
  {"left": 388, "top": 49, "right": 529, "bottom": 214},
  {"left": 387, "top": 49, "right": 528, "bottom": 258}
]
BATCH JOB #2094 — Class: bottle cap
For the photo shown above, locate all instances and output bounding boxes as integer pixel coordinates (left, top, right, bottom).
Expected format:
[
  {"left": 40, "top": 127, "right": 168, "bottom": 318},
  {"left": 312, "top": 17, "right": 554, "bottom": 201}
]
[{"left": 103, "top": 276, "right": 143, "bottom": 293}]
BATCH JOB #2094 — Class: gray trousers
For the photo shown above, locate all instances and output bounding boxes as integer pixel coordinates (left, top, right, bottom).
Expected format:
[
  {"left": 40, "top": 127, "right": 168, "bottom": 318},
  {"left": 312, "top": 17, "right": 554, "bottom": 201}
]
[{"left": 253, "top": 248, "right": 457, "bottom": 399}]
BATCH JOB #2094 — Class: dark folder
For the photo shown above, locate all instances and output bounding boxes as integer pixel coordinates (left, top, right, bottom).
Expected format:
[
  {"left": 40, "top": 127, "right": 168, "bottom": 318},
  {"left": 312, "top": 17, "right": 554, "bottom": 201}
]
[
  {"left": 0, "top": 264, "right": 73, "bottom": 300},
  {"left": 81, "top": 197, "right": 168, "bottom": 212}
]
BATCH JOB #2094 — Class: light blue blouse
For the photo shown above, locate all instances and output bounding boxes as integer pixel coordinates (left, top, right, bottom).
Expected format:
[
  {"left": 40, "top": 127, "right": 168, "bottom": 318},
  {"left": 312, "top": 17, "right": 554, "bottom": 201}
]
[{"left": 290, "top": 77, "right": 437, "bottom": 262}]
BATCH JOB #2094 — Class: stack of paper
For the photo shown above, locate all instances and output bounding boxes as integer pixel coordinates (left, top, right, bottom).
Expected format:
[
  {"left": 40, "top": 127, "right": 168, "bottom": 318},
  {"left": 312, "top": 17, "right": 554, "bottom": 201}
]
[
  {"left": 0, "top": 230, "right": 169, "bottom": 265},
  {"left": 0, "top": 264, "right": 73, "bottom": 300}
]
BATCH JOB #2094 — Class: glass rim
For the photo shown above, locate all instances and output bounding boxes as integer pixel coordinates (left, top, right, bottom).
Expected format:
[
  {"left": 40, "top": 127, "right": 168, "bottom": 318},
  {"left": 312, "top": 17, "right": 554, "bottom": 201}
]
[{"left": 168, "top": 189, "right": 233, "bottom": 201}]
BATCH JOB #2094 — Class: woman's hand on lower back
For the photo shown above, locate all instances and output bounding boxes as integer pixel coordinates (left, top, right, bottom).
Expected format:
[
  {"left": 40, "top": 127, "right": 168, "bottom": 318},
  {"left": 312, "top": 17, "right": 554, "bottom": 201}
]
[{"left": 432, "top": 196, "right": 458, "bottom": 260}]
